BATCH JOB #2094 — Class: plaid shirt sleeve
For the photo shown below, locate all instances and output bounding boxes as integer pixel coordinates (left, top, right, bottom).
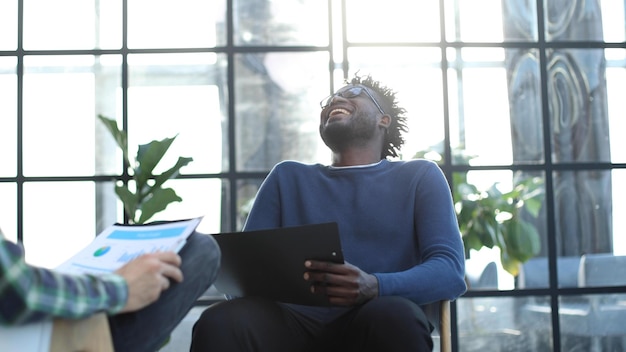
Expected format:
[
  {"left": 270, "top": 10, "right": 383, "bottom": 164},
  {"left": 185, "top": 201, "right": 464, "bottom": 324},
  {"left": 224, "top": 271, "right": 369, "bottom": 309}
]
[{"left": 0, "top": 230, "right": 128, "bottom": 326}]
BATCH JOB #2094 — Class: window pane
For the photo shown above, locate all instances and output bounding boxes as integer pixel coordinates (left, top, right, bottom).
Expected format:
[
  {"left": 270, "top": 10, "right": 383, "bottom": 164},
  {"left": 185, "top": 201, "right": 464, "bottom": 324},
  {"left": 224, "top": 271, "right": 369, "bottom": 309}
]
[
  {"left": 451, "top": 68, "right": 513, "bottom": 165},
  {"left": 23, "top": 181, "right": 96, "bottom": 268},
  {"left": 502, "top": 49, "right": 544, "bottom": 164},
  {"left": 548, "top": 49, "right": 611, "bottom": 163},
  {"left": 607, "top": 49, "right": 626, "bottom": 163},
  {"left": 234, "top": 0, "right": 328, "bottom": 46},
  {"left": 500, "top": 1, "right": 539, "bottom": 42},
  {"left": 600, "top": 0, "right": 626, "bottom": 42},
  {"left": 95, "top": 180, "right": 122, "bottom": 234},
  {"left": 545, "top": 0, "right": 624, "bottom": 42},
  {"left": 553, "top": 170, "right": 613, "bottom": 256},
  {"left": 614, "top": 170, "right": 626, "bottom": 255},
  {"left": 458, "top": 296, "right": 543, "bottom": 351},
  {"left": 23, "top": 0, "right": 122, "bottom": 50},
  {"left": 347, "top": 47, "right": 444, "bottom": 161},
  {"left": 0, "top": 57, "right": 16, "bottom": 177},
  {"left": 560, "top": 294, "right": 626, "bottom": 351},
  {"left": 235, "top": 52, "right": 330, "bottom": 172},
  {"left": 127, "top": 53, "right": 228, "bottom": 174},
  {"left": 465, "top": 258, "right": 499, "bottom": 291},
  {"left": 0, "top": 184, "right": 17, "bottom": 242},
  {"left": 446, "top": 0, "right": 538, "bottom": 42},
  {"left": 448, "top": 48, "right": 527, "bottom": 165},
  {"left": 516, "top": 295, "right": 554, "bottom": 351},
  {"left": 95, "top": 56, "right": 124, "bottom": 176},
  {"left": 23, "top": 55, "right": 122, "bottom": 176},
  {"left": 346, "top": 0, "right": 440, "bottom": 43},
  {"left": 0, "top": 0, "right": 17, "bottom": 50},
  {"left": 128, "top": 0, "right": 226, "bottom": 48},
  {"left": 237, "top": 179, "right": 261, "bottom": 231}
]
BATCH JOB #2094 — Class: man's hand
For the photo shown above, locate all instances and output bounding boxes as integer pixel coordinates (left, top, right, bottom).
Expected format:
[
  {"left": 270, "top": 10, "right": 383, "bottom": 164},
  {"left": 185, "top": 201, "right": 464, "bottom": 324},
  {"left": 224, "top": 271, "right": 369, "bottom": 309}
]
[
  {"left": 115, "top": 252, "right": 183, "bottom": 313},
  {"left": 303, "top": 260, "right": 378, "bottom": 306}
]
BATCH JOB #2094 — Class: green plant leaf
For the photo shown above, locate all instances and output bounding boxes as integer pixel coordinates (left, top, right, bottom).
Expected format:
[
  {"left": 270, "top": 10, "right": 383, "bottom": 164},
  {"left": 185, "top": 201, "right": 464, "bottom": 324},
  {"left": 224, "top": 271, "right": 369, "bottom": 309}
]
[
  {"left": 457, "top": 182, "right": 478, "bottom": 198},
  {"left": 524, "top": 197, "right": 543, "bottom": 218},
  {"left": 114, "top": 185, "right": 138, "bottom": 222},
  {"left": 472, "top": 218, "right": 495, "bottom": 248},
  {"left": 151, "top": 156, "right": 193, "bottom": 190},
  {"left": 482, "top": 218, "right": 498, "bottom": 248},
  {"left": 485, "top": 183, "right": 504, "bottom": 199},
  {"left": 457, "top": 199, "right": 478, "bottom": 227},
  {"left": 97, "top": 115, "right": 130, "bottom": 166},
  {"left": 463, "top": 232, "right": 484, "bottom": 254},
  {"left": 137, "top": 187, "right": 182, "bottom": 224},
  {"left": 134, "top": 137, "right": 176, "bottom": 189},
  {"left": 503, "top": 220, "right": 541, "bottom": 262},
  {"left": 99, "top": 113, "right": 193, "bottom": 223},
  {"left": 500, "top": 250, "right": 522, "bottom": 276}
]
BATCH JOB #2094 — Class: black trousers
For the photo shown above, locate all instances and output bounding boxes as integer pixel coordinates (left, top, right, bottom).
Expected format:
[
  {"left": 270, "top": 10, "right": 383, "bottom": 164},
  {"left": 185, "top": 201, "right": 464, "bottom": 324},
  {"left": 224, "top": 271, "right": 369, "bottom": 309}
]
[
  {"left": 190, "top": 296, "right": 433, "bottom": 352},
  {"left": 108, "top": 233, "right": 221, "bottom": 352}
]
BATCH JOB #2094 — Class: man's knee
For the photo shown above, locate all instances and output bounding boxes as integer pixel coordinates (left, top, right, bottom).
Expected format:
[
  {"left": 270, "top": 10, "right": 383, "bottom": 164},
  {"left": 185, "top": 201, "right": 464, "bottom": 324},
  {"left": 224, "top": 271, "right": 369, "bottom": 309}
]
[
  {"left": 354, "top": 296, "right": 432, "bottom": 335},
  {"left": 181, "top": 233, "right": 221, "bottom": 283},
  {"left": 194, "top": 297, "right": 284, "bottom": 332},
  {"left": 363, "top": 297, "right": 427, "bottom": 320},
  {"left": 344, "top": 297, "right": 433, "bottom": 352},
  {"left": 191, "top": 298, "right": 303, "bottom": 352}
]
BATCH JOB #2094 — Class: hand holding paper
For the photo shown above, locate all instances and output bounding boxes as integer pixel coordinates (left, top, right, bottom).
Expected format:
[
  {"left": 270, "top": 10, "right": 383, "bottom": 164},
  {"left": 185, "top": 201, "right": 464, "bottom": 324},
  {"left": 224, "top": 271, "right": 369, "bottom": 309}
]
[{"left": 115, "top": 251, "right": 183, "bottom": 312}]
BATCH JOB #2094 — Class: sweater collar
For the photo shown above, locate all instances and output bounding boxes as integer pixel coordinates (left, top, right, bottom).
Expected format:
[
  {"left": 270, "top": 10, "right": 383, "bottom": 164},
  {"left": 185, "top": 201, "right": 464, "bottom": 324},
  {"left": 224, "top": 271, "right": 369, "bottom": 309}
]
[{"left": 328, "top": 160, "right": 384, "bottom": 170}]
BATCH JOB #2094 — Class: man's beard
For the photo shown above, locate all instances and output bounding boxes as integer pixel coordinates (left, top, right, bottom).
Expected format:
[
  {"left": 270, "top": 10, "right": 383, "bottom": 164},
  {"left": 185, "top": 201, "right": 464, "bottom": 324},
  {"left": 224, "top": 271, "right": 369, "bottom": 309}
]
[{"left": 319, "top": 114, "right": 378, "bottom": 153}]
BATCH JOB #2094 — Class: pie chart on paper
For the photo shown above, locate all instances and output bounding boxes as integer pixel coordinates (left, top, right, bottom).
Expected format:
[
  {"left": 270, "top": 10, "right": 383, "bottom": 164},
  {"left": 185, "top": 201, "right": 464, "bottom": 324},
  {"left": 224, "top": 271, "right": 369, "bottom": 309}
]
[{"left": 93, "top": 246, "right": 111, "bottom": 257}]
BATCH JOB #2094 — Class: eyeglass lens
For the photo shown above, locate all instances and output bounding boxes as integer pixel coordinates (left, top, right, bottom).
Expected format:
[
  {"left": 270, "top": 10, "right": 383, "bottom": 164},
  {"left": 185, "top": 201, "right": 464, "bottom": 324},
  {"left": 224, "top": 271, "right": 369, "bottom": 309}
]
[
  {"left": 320, "top": 86, "right": 385, "bottom": 115},
  {"left": 320, "top": 87, "right": 363, "bottom": 108}
]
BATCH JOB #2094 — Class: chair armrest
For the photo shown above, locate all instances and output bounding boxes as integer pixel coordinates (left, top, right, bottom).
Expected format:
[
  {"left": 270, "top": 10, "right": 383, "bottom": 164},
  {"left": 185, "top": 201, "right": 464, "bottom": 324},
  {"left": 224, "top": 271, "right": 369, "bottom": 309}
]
[{"left": 49, "top": 313, "right": 114, "bottom": 352}]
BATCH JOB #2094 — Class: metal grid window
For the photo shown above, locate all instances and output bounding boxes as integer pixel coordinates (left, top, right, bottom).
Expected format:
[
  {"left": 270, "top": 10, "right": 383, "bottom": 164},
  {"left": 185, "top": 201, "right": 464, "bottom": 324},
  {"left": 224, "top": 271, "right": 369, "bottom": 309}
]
[{"left": 1, "top": 1, "right": 625, "bottom": 351}]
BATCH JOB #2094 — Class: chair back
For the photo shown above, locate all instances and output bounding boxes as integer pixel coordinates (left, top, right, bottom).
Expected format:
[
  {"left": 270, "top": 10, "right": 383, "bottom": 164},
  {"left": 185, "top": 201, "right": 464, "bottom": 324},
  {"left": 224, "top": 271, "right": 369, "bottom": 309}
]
[
  {"left": 579, "top": 253, "right": 626, "bottom": 287},
  {"left": 518, "top": 256, "right": 581, "bottom": 288}
]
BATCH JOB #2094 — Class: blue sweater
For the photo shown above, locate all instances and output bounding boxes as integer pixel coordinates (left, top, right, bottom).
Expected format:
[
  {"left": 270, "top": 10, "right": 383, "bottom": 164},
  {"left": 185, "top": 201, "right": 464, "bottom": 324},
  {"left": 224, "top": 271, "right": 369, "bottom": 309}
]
[{"left": 243, "top": 159, "right": 466, "bottom": 318}]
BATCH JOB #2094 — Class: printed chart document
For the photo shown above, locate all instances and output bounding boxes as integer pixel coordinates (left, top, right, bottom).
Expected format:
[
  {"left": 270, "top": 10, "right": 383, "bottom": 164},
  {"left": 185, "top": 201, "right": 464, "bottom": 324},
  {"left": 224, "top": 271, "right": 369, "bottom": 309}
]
[
  {"left": 57, "top": 217, "right": 202, "bottom": 275},
  {"left": 0, "top": 217, "right": 202, "bottom": 351}
]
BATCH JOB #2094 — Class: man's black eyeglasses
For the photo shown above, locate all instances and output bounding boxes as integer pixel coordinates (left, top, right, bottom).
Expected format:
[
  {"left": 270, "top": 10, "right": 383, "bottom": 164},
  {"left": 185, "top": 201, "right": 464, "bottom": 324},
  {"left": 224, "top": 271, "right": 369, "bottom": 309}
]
[{"left": 320, "top": 86, "right": 385, "bottom": 115}]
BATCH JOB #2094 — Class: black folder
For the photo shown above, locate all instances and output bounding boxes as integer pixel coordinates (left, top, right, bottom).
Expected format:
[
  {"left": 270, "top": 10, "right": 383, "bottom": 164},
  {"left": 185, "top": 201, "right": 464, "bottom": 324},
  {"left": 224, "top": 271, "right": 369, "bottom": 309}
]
[{"left": 211, "top": 222, "right": 344, "bottom": 306}]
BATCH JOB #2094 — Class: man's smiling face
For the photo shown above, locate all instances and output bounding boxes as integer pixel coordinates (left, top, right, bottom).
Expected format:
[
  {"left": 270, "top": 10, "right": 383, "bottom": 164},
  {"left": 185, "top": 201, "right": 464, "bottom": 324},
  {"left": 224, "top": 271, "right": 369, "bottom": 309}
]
[{"left": 319, "top": 85, "right": 383, "bottom": 152}]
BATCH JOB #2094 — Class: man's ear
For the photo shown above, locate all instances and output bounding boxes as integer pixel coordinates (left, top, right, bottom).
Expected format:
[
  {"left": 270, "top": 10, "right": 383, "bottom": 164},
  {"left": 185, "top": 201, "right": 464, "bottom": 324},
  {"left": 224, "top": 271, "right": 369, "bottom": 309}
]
[{"left": 378, "top": 114, "right": 391, "bottom": 129}]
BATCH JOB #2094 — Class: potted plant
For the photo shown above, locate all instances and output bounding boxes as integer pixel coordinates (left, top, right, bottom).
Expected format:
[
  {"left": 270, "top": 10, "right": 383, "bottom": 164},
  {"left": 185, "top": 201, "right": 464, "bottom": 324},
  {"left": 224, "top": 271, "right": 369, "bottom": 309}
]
[
  {"left": 98, "top": 115, "right": 193, "bottom": 224},
  {"left": 414, "top": 148, "right": 543, "bottom": 276},
  {"left": 453, "top": 172, "right": 543, "bottom": 276}
]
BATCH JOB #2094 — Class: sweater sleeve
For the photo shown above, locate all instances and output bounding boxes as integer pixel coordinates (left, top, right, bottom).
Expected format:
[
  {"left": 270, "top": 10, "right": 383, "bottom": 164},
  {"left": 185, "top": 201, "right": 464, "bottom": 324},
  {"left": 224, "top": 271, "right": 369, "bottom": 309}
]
[
  {"left": 375, "top": 162, "right": 467, "bottom": 305},
  {"left": 243, "top": 164, "right": 284, "bottom": 231},
  {"left": 0, "top": 235, "right": 128, "bottom": 326}
]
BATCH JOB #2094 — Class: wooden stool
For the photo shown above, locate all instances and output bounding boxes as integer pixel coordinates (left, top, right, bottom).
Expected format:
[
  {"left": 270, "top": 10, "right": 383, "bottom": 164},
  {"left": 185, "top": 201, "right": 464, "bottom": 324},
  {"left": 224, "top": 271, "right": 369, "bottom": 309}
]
[{"left": 49, "top": 313, "right": 114, "bottom": 352}]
